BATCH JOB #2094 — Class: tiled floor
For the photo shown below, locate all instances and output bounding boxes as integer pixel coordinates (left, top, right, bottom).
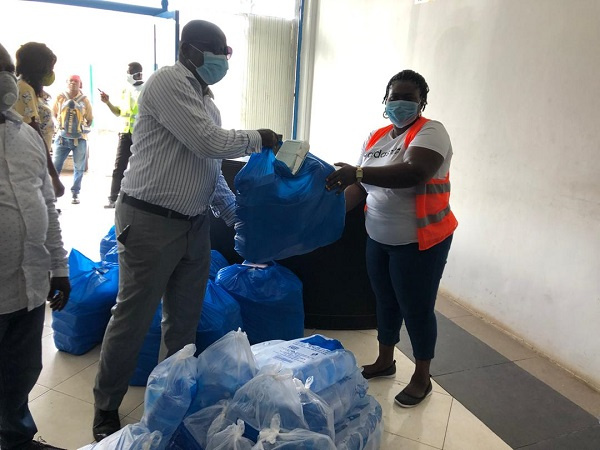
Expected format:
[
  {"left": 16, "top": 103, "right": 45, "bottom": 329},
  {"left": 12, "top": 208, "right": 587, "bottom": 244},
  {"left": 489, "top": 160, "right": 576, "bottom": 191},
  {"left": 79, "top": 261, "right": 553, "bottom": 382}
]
[{"left": 26, "top": 155, "right": 600, "bottom": 449}]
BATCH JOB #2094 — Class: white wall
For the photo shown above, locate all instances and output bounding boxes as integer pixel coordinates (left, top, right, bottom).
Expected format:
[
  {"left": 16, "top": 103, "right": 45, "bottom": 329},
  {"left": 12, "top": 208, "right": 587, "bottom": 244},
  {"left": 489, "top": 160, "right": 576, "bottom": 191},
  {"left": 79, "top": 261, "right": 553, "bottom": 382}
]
[{"left": 308, "top": 0, "right": 600, "bottom": 388}]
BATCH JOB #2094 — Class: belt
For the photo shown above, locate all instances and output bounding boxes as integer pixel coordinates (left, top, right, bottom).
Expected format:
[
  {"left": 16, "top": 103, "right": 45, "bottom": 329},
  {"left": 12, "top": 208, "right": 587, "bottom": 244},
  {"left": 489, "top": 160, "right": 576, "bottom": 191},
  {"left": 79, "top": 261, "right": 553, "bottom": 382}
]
[{"left": 122, "top": 193, "right": 200, "bottom": 221}]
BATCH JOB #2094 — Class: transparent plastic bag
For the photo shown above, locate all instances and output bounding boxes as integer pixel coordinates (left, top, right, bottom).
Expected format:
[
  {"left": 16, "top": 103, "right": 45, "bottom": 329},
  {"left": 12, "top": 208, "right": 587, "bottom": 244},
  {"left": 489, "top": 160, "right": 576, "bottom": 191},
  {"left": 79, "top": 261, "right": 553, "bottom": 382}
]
[
  {"left": 316, "top": 367, "right": 368, "bottom": 424},
  {"left": 79, "top": 423, "right": 162, "bottom": 450},
  {"left": 252, "top": 414, "right": 336, "bottom": 450},
  {"left": 225, "top": 365, "right": 307, "bottom": 443},
  {"left": 334, "top": 395, "right": 383, "bottom": 450},
  {"left": 189, "top": 329, "right": 257, "bottom": 414},
  {"left": 142, "top": 344, "right": 198, "bottom": 442},
  {"left": 206, "top": 420, "right": 254, "bottom": 450},
  {"left": 293, "top": 377, "right": 334, "bottom": 440},
  {"left": 252, "top": 335, "right": 358, "bottom": 392},
  {"left": 168, "top": 401, "right": 230, "bottom": 450}
]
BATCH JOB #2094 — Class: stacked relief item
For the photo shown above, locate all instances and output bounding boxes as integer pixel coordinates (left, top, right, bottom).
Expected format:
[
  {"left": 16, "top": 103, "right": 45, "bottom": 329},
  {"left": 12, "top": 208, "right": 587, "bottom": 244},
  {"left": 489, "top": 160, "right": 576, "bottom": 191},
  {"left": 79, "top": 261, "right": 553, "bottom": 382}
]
[
  {"left": 209, "top": 250, "right": 228, "bottom": 280},
  {"left": 215, "top": 262, "right": 304, "bottom": 345},
  {"left": 233, "top": 148, "right": 345, "bottom": 263},
  {"left": 130, "top": 253, "right": 242, "bottom": 386},
  {"left": 100, "top": 225, "right": 118, "bottom": 264},
  {"left": 130, "top": 303, "right": 163, "bottom": 386},
  {"left": 251, "top": 335, "right": 383, "bottom": 448},
  {"left": 52, "top": 249, "right": 119, "bottom": 355},
  {"left": 166, "top": 331, "right": 381, "bottom": 449},
  {"left": 195, "top": 280, "right": 243, "bottom": 355}
]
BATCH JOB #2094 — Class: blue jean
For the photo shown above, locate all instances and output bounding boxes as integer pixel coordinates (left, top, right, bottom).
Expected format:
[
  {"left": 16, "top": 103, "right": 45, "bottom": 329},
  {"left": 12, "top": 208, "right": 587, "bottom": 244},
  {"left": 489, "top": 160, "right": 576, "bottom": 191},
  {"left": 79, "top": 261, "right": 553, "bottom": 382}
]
[
  {"left": 53, "top": 136, "right": 87, "bottom": 195},
  {"left": 0, "top": 305, "right": 45, "bottom": 449},
  {"left": 366, "top": 235, "right": 452, "bottom": 360}
]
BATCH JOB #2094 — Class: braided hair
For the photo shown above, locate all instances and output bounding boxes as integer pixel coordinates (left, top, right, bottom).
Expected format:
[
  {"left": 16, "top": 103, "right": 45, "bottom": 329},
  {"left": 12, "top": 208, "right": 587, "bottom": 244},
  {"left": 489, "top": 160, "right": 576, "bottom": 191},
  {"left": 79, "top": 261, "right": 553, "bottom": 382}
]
[
  {"left": 382, "top": 69, "right": 429, "bottom": 111},
  {"left": 15, "top": 42, "right": 57, "bottom": 97}
]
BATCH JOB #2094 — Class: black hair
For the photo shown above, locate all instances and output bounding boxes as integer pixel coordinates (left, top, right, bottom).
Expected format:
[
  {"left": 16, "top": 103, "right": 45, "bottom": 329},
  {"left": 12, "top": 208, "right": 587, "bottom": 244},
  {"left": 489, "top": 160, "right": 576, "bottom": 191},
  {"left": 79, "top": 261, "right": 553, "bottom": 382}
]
[
  {"left": 15, "top": 42, "right": 57, "bottom": 97},
  {"left": 128, "top": 62, "right": 143, "bottom": 74},
  {"left": 382, "top": 69, "right": 429, "bottom": 111}
]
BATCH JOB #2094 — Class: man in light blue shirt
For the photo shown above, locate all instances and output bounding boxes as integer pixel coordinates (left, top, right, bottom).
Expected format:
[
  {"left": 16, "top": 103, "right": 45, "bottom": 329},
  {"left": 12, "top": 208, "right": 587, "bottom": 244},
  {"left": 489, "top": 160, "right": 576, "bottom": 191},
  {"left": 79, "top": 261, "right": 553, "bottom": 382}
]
[
  {"left": 0, "top": 42, "right": 70, "bottom": 450},
  {"left": 92, "top": 20, "right": 281, "bottom": 441}
]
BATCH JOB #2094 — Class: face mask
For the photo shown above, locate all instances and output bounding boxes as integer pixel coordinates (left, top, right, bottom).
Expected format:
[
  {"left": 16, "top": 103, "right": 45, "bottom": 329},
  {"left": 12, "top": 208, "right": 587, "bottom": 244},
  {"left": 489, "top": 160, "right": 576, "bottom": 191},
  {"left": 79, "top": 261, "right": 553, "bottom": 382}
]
[
  {"left": 0, "top": 71, "right": 18, "bottom": 112},
  {"left": 385, "top": 100, "right": 420, "bottom": 128},
  {"left": 42, "top": 71, "right": 55, "bottom": 87},
  {"left": 189, "top": 51, "right": 229, "bottom": 85},
  {"left": 127, "top": 72, "right": 141, "bottom": 85}
]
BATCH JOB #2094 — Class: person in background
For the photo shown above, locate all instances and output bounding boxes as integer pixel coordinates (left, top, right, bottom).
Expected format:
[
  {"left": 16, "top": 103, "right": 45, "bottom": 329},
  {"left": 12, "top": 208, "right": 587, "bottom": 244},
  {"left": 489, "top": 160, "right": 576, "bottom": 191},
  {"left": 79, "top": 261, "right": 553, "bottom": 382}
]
[
  {"left": 13, "top": 42, "right": 64, "bottom": 198},
  {"left": 0, "top": 42, "right": 71, "bottom": 450},
  {"left": 100, "top": 62, "right": 144, "bottom": 209},
  {"left": 52, "top": 74, "right": 94, "bottom": 205},
  {"left": 326, "top": 69, "right": 457, "bottom": 408},
  {"left": 92, "top": 19, "right": 281, "bottom": 441}
]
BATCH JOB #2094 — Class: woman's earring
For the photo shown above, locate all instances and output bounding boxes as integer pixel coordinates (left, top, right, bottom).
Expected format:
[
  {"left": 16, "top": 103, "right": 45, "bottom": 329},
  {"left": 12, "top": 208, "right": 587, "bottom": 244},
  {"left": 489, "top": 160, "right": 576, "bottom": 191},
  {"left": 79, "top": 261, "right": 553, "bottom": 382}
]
[{"left": 382, "top": 111, "right": 389, "bottom": 119}]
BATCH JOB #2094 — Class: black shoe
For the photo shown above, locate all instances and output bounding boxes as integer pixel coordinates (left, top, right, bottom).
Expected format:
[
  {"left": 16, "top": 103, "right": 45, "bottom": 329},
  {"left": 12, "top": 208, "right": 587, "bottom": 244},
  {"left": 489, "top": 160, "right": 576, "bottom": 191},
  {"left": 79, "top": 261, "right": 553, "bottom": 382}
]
[
  {"left": 93, "top": 407, "right": 121, "bottom": 442},
  {"left": 361, "top": 360, "right": 396, "bottom": 380},
  {"left": 71, "top": 194, "right": 80, "bottom": 205},
  {"left": 104, "top": 199, "right": 116, "bottom": 209},
  {"left": 24, "top": 437, "right": 66, "bottom": 449},
  {"left": 394, "top": 380, "right": 433, "bottom": 408}
]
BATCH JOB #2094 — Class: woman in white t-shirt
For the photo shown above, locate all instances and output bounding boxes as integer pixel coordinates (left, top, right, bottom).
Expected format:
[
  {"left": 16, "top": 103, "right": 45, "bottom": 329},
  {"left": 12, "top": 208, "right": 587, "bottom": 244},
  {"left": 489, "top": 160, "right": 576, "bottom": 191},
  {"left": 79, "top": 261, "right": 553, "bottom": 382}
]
[{"left": 326, "top": 70, "right": 457, "bottom": 408}]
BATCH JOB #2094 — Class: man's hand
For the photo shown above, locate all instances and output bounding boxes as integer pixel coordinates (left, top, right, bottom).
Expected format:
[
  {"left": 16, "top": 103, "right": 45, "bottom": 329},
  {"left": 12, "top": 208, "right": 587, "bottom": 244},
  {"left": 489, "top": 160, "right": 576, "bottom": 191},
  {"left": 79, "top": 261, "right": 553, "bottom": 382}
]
[
  {"left": 257, "top": 129, "right": 281, "bottom": 154},
  {"left": 99, "top": 91, "right": 110, "bottom": 103},
  {"left": 47, "top": 276, "right": 71, "bottom": 311}
]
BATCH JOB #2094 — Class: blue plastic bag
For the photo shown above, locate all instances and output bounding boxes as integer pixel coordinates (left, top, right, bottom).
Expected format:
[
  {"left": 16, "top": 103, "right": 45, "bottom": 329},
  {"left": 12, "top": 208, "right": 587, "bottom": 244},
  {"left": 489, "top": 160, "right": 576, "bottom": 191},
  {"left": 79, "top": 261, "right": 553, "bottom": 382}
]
[
  {"left": 234, "top": 150, "right": 345, "bottom": 263},
  {"left": 142, "top": 344, "right": 198, "bottom": 446},
  {"left": 52, "top": 249, "right": 119, "bottom": 355},
  {"left": 100, "top": 225, "right": 117, "bottom": 263},
  {"left": 209, "top": 250, "right": 229, "bottom": 280},
  {"left": 215, "top": 262, "right": 304, "bottom": 344},
  {"left": 130, "top": 303, "right": 163, "bottom": 386},
  {"left": 188, "top": 330, "right": 257, "bottom": 414},
  {"left": 196, "top": 281, "right": 243, "bottom": 354}
]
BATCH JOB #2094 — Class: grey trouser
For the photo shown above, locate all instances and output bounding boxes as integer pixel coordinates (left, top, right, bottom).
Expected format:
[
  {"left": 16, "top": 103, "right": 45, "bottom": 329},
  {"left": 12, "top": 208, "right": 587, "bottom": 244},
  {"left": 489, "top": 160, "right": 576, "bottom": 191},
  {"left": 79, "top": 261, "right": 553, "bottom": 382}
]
[{"left": 93, "top": 197, "right": 210, "bottom": 411}]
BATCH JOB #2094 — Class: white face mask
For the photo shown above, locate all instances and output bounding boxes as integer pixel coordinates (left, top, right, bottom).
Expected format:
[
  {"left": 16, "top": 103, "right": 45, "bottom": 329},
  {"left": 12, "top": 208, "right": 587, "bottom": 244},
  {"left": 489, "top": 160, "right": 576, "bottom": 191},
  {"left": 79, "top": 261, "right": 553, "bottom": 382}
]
[
  {"left": 126, "top": 72, "right": 142, "bottom": 85},
  {"left": 0, "top": 71, "right": 18, "bottom": 112}
]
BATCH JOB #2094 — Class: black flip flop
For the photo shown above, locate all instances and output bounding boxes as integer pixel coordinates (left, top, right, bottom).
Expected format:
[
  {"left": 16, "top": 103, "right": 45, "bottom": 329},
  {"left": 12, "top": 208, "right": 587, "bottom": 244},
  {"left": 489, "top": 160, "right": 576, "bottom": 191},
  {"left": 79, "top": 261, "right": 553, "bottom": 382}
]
[
  {"left": 361, "top": 360, "right": 396, "bottom": 380},
  {"left": 394, "top": 381, "right": 433, "bottom": 408}
]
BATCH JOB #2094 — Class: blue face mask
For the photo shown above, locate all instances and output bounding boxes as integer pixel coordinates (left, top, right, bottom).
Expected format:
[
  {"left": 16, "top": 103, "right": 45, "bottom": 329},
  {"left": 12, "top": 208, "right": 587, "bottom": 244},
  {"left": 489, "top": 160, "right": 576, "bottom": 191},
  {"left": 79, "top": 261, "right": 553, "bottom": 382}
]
[
  {"left": 188, "top": 50, "right": 229, "bottom": 85},
  {"left": 385, "top": 100, "right": 420, "bottom": 128}
]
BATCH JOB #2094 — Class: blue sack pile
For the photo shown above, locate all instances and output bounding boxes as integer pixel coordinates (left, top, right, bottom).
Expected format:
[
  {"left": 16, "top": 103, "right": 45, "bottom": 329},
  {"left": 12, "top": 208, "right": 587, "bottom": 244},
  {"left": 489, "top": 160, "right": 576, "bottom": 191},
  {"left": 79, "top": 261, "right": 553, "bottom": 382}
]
[
  {"left": 215, "top": 262, "right": 304, "bottom": 345},
  {"left": 130, "top": 303, "right": 163, "bottom": 386},
  {"left": 163, "top": 331, "right": 382, "bottom": 450},
  {"left": 100, "top": 225, "right": 119, "bottom": 264},
  {"left": 234, "top": 149, "right": 345, "bottom": 263},
  {"left": 52, "top": 249, "right": 119, "bottom": 355}
]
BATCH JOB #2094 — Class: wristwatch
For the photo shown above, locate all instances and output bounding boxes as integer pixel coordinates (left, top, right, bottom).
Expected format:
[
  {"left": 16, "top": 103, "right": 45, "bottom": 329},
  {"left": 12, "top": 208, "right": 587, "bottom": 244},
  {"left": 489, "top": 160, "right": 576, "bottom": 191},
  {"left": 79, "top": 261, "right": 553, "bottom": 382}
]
[{"left": 356, "top": 166, "right": 364, "bottom": 183}]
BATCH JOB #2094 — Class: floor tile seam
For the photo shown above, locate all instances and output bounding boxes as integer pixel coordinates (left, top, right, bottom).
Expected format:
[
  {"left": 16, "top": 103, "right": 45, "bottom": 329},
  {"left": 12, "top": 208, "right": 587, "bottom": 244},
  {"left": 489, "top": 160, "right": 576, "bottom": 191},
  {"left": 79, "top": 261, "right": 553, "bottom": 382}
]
[
  {"left": 430, "top": 359, "right": 515, "bottom": 378},
  {"left": 46, "top": 387, "right": 95, "bottom": 406},
  {"left": 382, "top": 429, "right": 442, "bottom": 449},
  {"left": 440, "top": 397, "right": 454, "bottom": 450},
  {"left": 47, "top": 358, "right": 100, "bottom": 391}
]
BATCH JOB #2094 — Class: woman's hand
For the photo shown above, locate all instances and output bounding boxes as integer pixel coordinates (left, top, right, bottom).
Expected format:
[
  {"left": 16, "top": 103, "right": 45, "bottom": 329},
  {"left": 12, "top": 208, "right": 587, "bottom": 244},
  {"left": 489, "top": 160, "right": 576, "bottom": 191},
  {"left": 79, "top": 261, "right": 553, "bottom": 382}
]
[{"left": 325, "top": 163, "right": 358, "bottom": 193}]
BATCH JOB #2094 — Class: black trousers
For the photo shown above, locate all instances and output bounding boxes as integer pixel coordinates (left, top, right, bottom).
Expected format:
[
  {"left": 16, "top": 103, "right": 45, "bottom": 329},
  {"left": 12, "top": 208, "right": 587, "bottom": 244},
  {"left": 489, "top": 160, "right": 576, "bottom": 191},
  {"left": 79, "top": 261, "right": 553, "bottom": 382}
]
[
  {"left": 0, "top": 305, "right": 45, "bottom": 449},
  {"left": 109, "top": 132, "right": 133, "bottom": 202}
]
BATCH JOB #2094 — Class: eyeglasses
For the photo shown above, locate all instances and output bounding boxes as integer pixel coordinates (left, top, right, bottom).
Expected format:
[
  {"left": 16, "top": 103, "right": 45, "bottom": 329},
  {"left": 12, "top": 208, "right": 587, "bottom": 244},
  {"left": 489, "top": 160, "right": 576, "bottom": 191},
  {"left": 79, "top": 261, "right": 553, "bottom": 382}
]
[{"left": 189, "top": 42, "right": 233, "bottom": 60}]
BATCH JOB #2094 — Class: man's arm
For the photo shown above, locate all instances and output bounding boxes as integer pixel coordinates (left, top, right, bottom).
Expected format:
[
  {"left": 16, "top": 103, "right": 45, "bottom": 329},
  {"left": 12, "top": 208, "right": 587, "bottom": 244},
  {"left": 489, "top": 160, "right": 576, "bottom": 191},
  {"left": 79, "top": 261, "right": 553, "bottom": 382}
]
[
  {"left": 210, "top": 171, "right": 237, "bottom": 226},
  {"left": 100, "top": 91, "right": 121, "bottom": 117},
  {"left": 146, "top": 70, "right": 274, "bottom": 159},
  {"left": 40, "top": 137, "right": 70, "bottom": 310}
]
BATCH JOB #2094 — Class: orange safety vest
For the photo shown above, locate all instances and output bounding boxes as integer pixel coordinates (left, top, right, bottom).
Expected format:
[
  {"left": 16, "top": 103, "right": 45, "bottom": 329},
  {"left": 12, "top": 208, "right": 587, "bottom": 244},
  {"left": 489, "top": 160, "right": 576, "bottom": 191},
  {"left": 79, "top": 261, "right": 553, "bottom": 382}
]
[{"left": 364, "top": 117, "right": 458, "bottom": 250}]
